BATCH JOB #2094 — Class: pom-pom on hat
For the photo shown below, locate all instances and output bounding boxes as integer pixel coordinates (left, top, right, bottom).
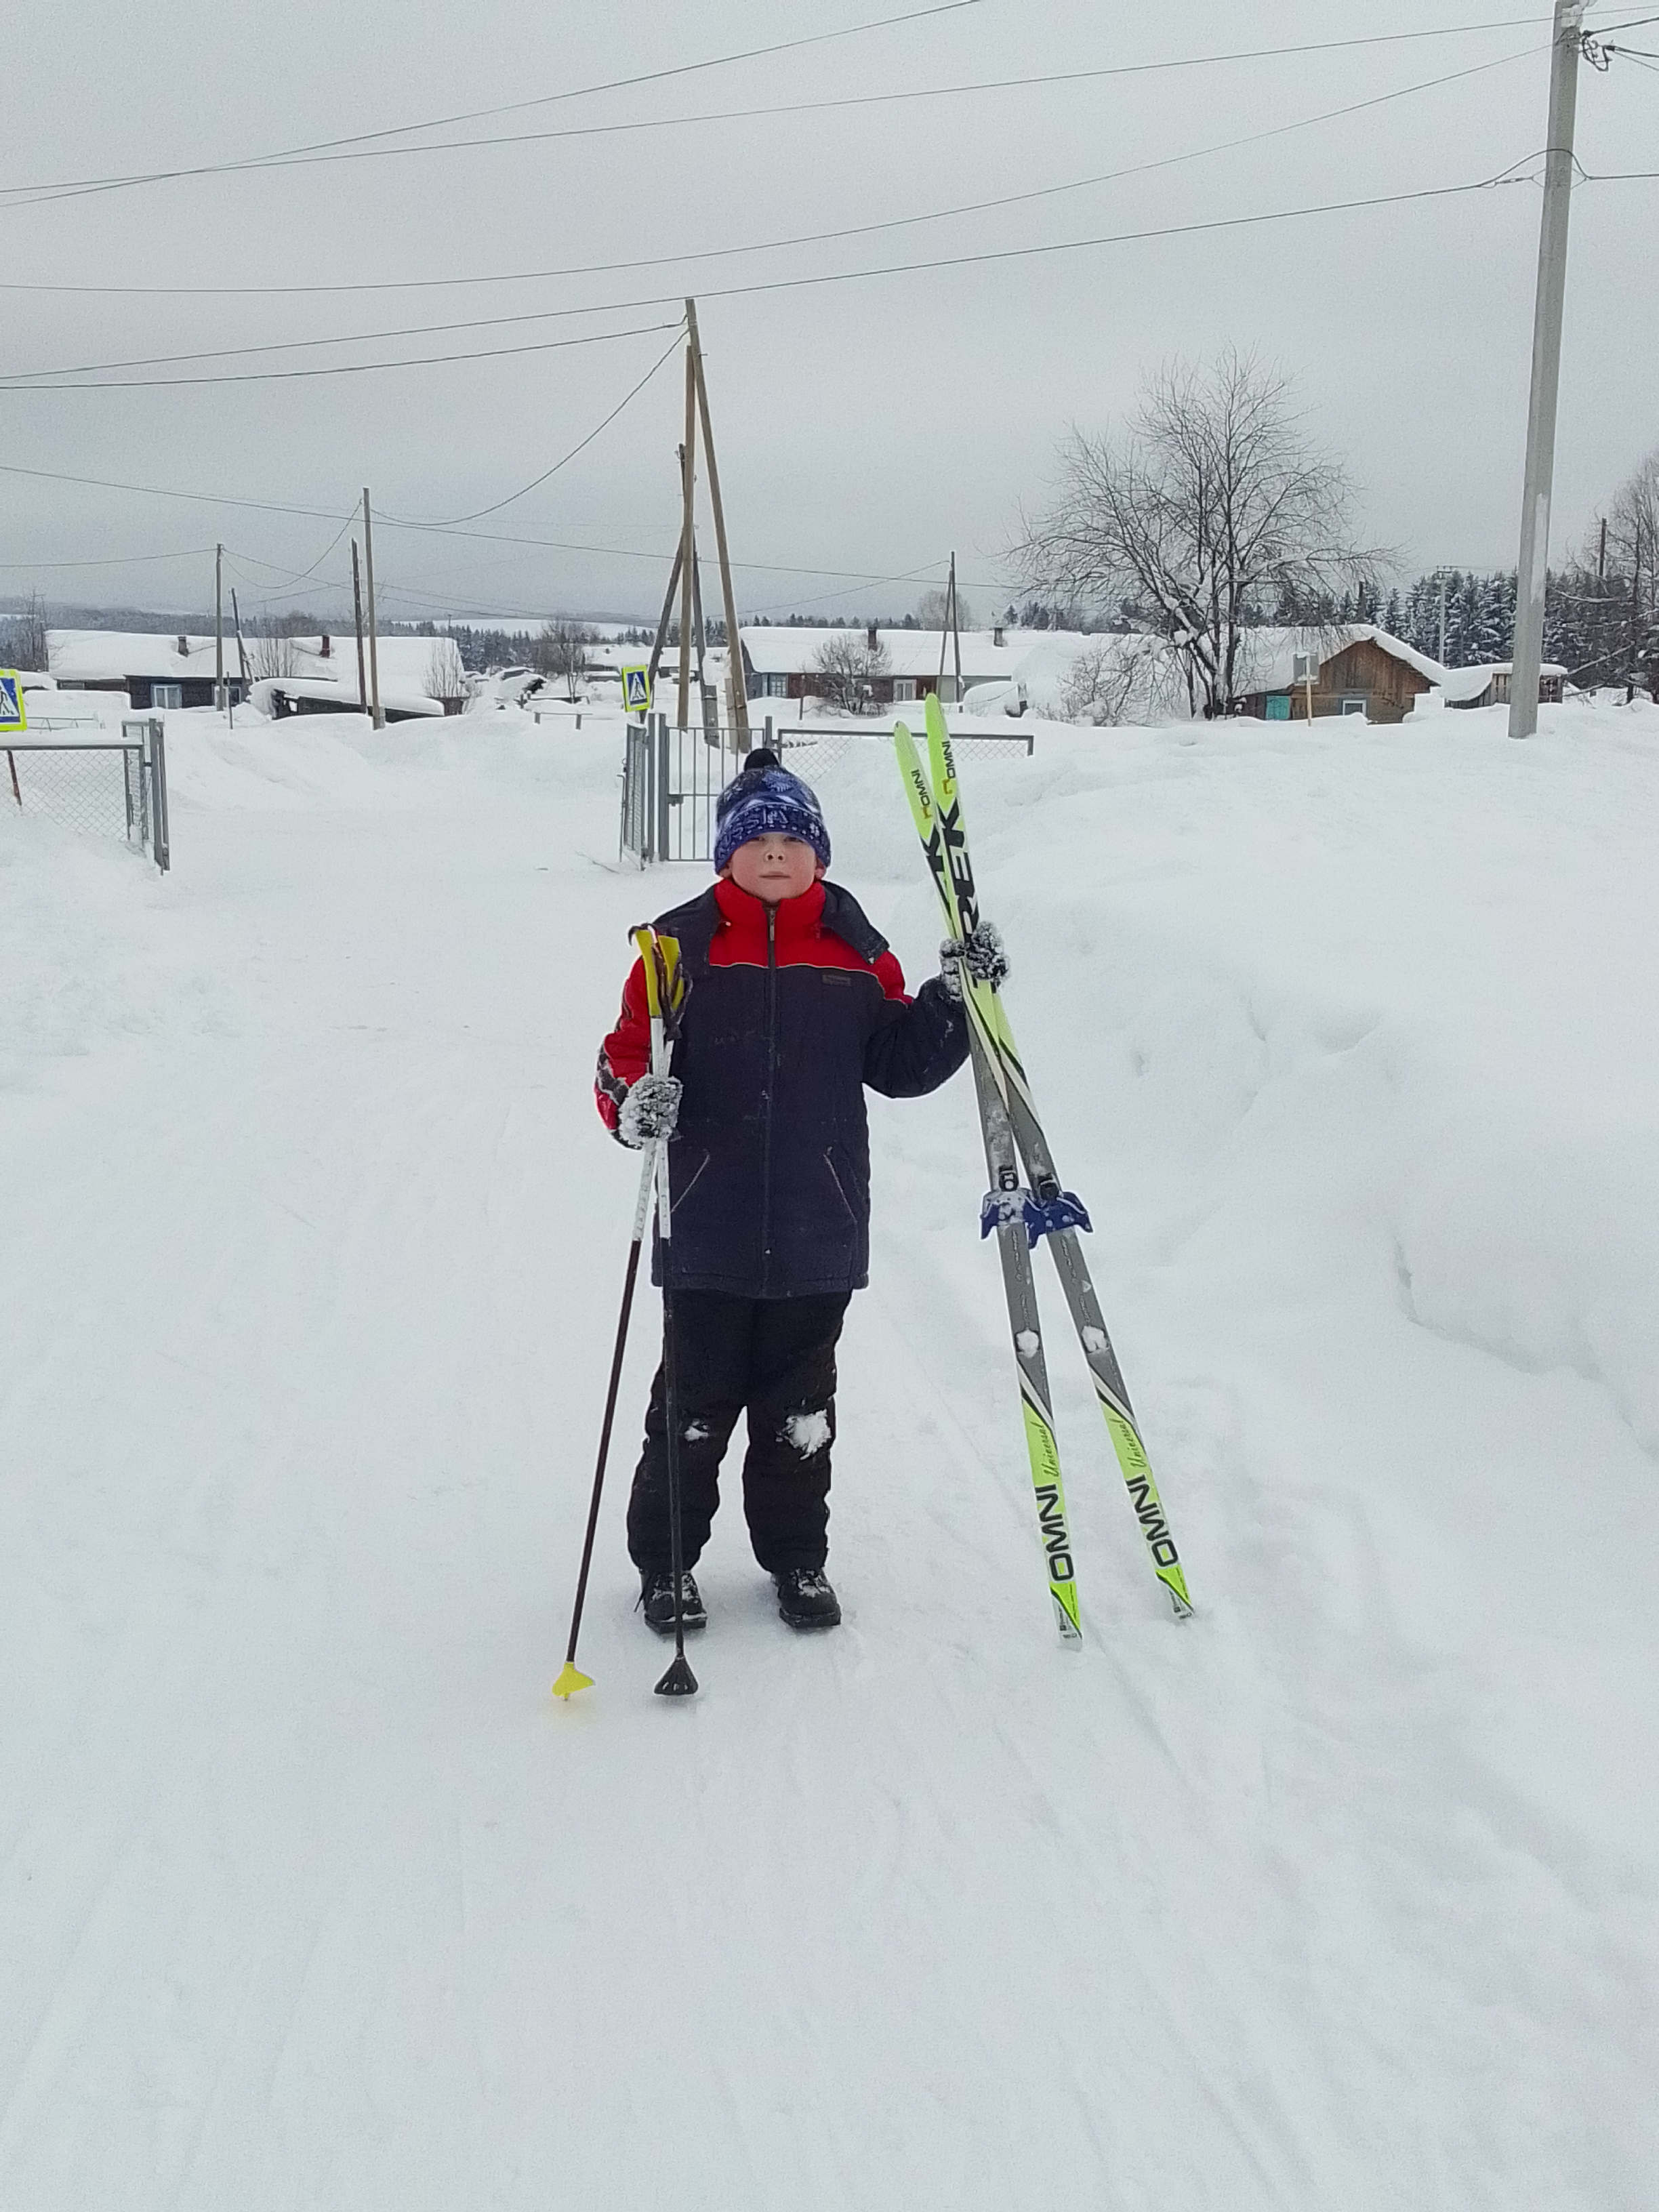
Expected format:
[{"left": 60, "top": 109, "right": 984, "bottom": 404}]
[{"left": 712, "top": 747, "right": 831, "bottom": 874}]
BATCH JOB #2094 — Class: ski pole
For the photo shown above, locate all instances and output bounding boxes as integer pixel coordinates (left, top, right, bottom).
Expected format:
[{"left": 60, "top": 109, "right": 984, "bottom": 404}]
[
  {"left": 639, "top": 929, "right": 697, "bottom": 1698},
  {"left": 551, "top": 1137, "right": 661, "bottom": 1702}
]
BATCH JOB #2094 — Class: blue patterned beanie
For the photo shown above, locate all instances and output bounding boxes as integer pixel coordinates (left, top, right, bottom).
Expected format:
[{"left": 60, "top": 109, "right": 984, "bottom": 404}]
[{"left": 713, "top": 748, "right": 831, "bottom": 874}]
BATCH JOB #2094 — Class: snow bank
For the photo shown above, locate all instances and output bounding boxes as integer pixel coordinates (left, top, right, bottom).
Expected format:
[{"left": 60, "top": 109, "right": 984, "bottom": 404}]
[{"left": 4, "top": 694, "right": 1656, "bottom": 2209}]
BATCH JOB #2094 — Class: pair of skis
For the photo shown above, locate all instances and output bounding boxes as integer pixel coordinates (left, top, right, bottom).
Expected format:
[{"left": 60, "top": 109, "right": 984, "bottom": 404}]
[{"left": 895, "top": 697, "right": 1193, "bottom": 1637}]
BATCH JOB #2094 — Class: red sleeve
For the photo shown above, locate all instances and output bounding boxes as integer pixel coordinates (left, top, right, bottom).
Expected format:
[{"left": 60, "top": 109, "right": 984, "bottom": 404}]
[
  {"left": 873, "top": 947, "right": 911, "bottom": 1005},
  {"left": 595, "top": 956, "right": 651, "bottom": 1130}
]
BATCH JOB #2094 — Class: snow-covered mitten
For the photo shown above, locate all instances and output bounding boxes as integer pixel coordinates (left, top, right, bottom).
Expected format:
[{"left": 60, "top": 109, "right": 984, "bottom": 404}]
[
  {"left": 940, "top": 919, "right": 1010, "bottom": 999},
  {"left": 618, "top": 1072, "right": 682, "bottom": 1148}
]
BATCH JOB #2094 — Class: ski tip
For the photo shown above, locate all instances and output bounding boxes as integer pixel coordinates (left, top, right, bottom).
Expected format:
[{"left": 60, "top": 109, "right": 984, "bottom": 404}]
[
  {"left": 551, "top": 1663, "right": 596, "bottom": 1701},
  {"left": 653, "top": 1652, "right": 699, "bottom": 1699}
]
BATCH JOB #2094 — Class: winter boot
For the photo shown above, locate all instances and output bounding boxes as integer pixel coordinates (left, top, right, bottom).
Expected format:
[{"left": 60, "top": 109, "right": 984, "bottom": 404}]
[
  {"left": 640, "top": 1568, "right": 707, "bottom": 1636},
  {"left": 775, "top": 1566, "right": 842, "bottom": 1631}
]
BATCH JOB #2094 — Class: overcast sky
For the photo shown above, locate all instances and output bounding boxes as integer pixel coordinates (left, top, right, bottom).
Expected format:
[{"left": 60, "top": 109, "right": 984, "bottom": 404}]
[{"left": 1, "top": 0, "right": 1654, "bottom": 628}]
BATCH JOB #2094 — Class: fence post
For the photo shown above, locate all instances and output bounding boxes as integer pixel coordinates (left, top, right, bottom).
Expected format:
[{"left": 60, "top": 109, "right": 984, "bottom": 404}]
[
  {"left": 148, "top": 718, "right": 170, "bottom": 873},
  {"left": 654, "top": 714, "right": 671, "bottom": 863}
]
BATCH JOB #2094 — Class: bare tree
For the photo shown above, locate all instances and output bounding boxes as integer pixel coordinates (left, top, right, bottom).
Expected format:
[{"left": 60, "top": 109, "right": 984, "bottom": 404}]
[
  {"left": 1054, "top": 637, "right": 1163, "bottom": 726},
  {"left": 915, "top": 585, "right": 975, "bottom": 632},
  {"left": 424, "top": 637, "right": 466, "bottom": 712},
  {"left": 1607, "top": 451, "right": 1659, "bottom": 699},
  {"left": 531, "top": 619, "right": 592, "bottom": 703},
  {"left": 812, "top": 632, "right": 891, "bottom": 715},
  {"left": 248, "top": 630, "right": 304, "bottom": 680},
  {"left": 1016, "top": 349, "right": 1385, "bottom": 718},
  {"left": 0, "top": 590, "right": 49, "bottom": 672}
]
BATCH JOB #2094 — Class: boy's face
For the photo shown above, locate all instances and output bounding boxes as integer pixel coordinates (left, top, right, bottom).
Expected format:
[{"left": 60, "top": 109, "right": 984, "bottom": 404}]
[{"left": 724, "top": 832, "right": 825, "bottom": 905}]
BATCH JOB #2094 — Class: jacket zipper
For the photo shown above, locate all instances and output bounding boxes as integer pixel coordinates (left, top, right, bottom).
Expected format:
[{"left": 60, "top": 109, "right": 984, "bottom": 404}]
[{"left": 760, "top": 903, "right": 777, "bottom": 1294}]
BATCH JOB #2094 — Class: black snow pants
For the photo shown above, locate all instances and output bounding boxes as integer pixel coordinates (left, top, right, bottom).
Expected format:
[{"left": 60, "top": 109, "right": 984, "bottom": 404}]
[{"left": 626, "top": 1290, "right": 851, "bottom": 1576}]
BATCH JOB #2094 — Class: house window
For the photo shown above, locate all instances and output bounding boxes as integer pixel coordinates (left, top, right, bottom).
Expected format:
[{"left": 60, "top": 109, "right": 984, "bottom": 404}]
[
  {"left": 895, "top": 678, "right": 917, "bottom": 702},
  {"left": 764, "top": 674, "right": 788, "bottom": 699},
  {"left": 152, "top": 682, "right": 183, "bottom": 709},
  {"left": 1339, "top": 696, "right": 1367, "bottom": 718},
  {"left": 1265, "top": 695, "right": 1291, "bottom": 721}
]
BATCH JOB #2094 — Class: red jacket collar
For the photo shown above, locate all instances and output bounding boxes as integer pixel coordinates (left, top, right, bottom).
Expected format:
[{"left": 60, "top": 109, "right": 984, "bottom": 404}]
[{"left": 713, "top": 876, "right": 826, "bottom": 948}]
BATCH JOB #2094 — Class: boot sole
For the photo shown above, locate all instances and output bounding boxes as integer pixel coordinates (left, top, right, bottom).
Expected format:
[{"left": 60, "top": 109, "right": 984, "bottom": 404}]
[
  {"left": 777, "top": 1606, "right": 842, "bottom": 1631},
  {"left": 645, "top": 1614, "right": 707, "bottom": 1637}
]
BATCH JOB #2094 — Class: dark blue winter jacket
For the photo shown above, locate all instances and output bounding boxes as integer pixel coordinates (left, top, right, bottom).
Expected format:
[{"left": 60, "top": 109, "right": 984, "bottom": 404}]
[{"left": 596, "top": 878, "right": 967, "bottom": 1296}]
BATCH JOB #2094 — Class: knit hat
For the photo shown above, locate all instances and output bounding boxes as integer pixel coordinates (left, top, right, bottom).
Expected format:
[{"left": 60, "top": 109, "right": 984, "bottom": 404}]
[{"left": 712, "top": 748, "right": 831, "bottom": 874}]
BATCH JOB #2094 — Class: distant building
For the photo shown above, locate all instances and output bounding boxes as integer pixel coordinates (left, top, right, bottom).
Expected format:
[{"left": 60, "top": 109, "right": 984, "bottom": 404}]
[
  {"left": 738, "top": 625, "right": 1032, "bottom": 707},
  {"left": 48, "top": 631, "right": 249, "bottom": 711},
  {"left": 1234, "top": 628, "right": 1446, "bottom": 725},
  {"left": 1439, "top": 661, "right": 1566, "bottom": 711},
  {"left": 47, "top": 630, "right": 452, "bottom": 717}
]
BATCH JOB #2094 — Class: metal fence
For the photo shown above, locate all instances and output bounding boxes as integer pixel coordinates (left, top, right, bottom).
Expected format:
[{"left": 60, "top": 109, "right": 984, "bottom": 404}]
[
  {"left": 3, "top": 718, "right": 170, "bottom": 872},
  {"left": 619, "top": 712, "right": 1034, "bottom": 866}
]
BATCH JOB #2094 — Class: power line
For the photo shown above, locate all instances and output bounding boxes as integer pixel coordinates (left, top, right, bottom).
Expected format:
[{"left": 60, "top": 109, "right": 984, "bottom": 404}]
[
  {"left": 0, "top": 457, "right": 964, "bottom": 585},
  {"left": 0, "top": 45, "right": 1540, "bottom": 386},
  {"left": 0, "top": 169, "right": 1559, "bottom": 398},
  {"left": 0, "top": 544, "right": 218, "bottom": 569},
  {"left": 0, "top": 316, "right": 683, "bottom": 392},
  {"left": 411, "top": 327, "right": 686, "bottom": 526},
  {"left": 0, "top": 1, "right": 993, "bottom": 211},
  {"left": 0, "top": 16, "right": 1570, "bottom": 216}
]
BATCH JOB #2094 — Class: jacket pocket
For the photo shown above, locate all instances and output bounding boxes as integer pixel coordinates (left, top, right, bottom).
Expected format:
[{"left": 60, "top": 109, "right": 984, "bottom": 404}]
[
  {"left": 666, "top": 1145, "right": 711, "bottom": 1212},
  {"left": 822, "top": 1145, "right": 864, "bottom": 1227}
]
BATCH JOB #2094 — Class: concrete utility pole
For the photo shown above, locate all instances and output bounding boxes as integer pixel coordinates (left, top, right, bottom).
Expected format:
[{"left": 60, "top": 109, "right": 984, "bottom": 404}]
[
  {"left": 361, "top": 489, "right": 384, "bottom": 729},
  {"left": 1510, "top": 0, "right": 1585, "bottom": 740},
  {"left": 351, "top": 540, "right": 368, "bottom": 712},
  {"left": 1439, "top": 573, "right": 1449, "bottom": 668},
  {"left": 215, "top": 543, "right": 225, "bottom": 714}
]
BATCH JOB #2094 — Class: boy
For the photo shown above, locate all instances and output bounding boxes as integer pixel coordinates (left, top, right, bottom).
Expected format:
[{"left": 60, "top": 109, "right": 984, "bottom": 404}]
[{"left": 594, "top": 747, "right": 1003, "bottom": 1632}]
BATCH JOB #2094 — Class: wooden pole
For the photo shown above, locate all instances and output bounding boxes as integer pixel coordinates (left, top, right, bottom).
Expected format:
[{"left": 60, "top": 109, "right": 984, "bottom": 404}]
[
  {"left": 230, "top": 590, "right": 250, "bottom": 689},
  {"left": 685, "top": 299, "right": 750, "bottom": 743},
  {"left": 215, "top": 543, "right": 225, "bottom": 714},
  {"left": 351, "top": 541, "right": 369, "bottom": 710},
  {"left": 676, "top": 354, "right": 697, "bottom": 733},
  {"left": 647, "top": 540, "right": 684, "bottom": 703},
  {"left": 362, "top": 487, "right": 384, "bottom": 730}
]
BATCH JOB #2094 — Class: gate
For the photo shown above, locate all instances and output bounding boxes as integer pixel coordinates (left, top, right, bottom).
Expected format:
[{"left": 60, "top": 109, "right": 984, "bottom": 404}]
[
  {"left": 617, "top": 714, "right": 1035, "bottom": 867},
  {"left": 4, "top": 718, "right": 171, "bottom": 872},
  {"left": 619, "top": 714, "right": 777, "bottom": 866}
]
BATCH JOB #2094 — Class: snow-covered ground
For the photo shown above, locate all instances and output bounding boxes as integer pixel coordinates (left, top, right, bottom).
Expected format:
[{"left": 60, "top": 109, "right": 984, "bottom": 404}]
[{"left": 3, "top": 699, "right": 1656, "bottom": 2210}]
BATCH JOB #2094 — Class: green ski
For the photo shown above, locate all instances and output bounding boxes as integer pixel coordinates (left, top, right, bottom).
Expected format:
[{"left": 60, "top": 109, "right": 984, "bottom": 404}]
[{"left": 897, "top": 698, "right": 1194, "bottom": 1622}]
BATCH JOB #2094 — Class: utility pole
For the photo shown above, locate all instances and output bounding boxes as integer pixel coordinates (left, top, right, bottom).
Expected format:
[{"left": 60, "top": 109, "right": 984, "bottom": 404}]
[
  {"left": 361, "top": 488, "right": 384, "bottom": 730},
  {"left": 1510, "top": 0, "right": 1585, "bottom": 739},
  {"left": 684, "top": 299, "right": 750, "bottom": 744},
  {"left": 351, "top": 540, "right": 369, "bottom": 712},
  {"left": 215, "top": 543, "right": 225, "bottom": 716},
  {"left": 676, "top": 351, "right": 697, "bottom": 733},
  {"left": 1438, "top": 573, "right": 1448, "bottom": 668},
  {"left": 949, "top": 551, "right": 963, "bottom": 705}
]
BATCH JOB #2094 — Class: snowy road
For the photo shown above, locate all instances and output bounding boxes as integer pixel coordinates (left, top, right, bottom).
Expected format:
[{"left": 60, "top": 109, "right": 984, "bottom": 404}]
[{"left": 3, "top": 708, "right": 1656, "bottom": 2209}]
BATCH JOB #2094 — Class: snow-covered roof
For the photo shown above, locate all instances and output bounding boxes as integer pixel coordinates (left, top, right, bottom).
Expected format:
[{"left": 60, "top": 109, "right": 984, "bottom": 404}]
[
  {"left": 1235, "top": 626, "right": 1450, "bottom": 695},
  {"left": 1437, "top": 658, "right": 1569, "bottom": 705},
  {"left": 740, "top": 626, "right": 1036, "bottom": 683},
  {"left": 47, "top": 630, "right": 446, "bottom": 694},
  {"left": 247, "top": 675, "right": 443, "bottom": 718}
]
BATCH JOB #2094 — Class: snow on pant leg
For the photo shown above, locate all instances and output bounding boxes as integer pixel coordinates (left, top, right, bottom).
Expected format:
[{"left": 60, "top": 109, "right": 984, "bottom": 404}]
[
  {"left": 739, "top": 1292, "right": 851, "bottom": 1574},
  {"left": 626, "top": 1291, "right": 752, "bottom": 1573}
]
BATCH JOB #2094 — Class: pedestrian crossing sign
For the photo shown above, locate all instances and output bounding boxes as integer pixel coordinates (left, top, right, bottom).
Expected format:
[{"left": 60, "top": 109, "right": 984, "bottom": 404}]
[
  {"left": 621, "top": 664, "right": 651, "bottom": 714},
  {"left": 0, "top": 671, "right": 26, "bottom": 734}
]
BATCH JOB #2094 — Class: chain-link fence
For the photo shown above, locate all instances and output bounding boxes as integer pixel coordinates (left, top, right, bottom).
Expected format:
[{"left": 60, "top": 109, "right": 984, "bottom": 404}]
[
  {"left": 4, "top": 719, "right": 170, "bottom": 871},
  {"left": 619, "top": 712, "right": 1033, "bottom": 866}
]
